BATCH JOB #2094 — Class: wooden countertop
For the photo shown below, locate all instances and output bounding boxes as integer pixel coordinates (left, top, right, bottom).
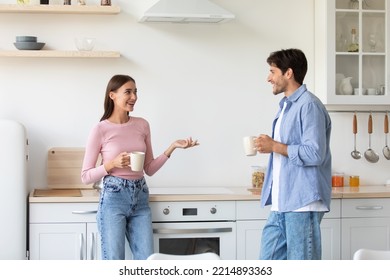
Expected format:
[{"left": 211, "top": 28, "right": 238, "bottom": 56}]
[
  {"left": 331, "top": 185, "right": 390, "bottom": 198},
  {"left": 28, "top": 185, "right": 390, "bottom": 203},
  {"left": 29, "top": 187, "right": 260, "bottom": 203}
]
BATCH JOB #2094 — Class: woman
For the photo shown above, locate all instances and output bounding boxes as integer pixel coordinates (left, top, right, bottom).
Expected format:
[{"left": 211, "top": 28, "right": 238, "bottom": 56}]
[{"left": 81, "top": 74, "right": 199, "bottom": 260}]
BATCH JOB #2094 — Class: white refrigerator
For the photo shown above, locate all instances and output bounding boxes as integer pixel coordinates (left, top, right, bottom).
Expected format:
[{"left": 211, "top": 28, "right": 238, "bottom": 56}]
[{"left": 0, "top": 120, "right": 28, "bottom": 260}]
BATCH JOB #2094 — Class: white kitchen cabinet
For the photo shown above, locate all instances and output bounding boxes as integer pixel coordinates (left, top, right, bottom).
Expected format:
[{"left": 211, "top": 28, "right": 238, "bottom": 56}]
[
  {"left": 315, "top": 0, "right": 389, "bottom": 105},
  {"left": 30, "top": 197, "right": 390, "bottom": 260},
  {"left": 341, "top": 198, "right": 390, "bottom": 259},
  {"left": 29, "top": 203, "right": 100, "bottom": 260},
  {"left": 320, "top": 218, "right": 341, "bottom": 260},
  {"left": 29, "top": 202, "right": 132, "bottom": 260},
  {"left": 236, "top": 200, "right": 269, "bottom": 260},
  {"left": 236, "top": 220, "right": 265, "bottom": 260},
  {"left": 321, "top": 199, "right": 342, "bottom": 260},
  {"left": 236, "top": 199, "right": 341, "bottom": 260},
  {"left": 29, "top": 222, "right": 100, "bottom": 260}
]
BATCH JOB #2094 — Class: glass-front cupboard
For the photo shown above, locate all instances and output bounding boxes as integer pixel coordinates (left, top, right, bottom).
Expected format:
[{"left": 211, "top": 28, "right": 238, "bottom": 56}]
[{"left": 315, "top": 0, "right": 389, "bottom": 105}]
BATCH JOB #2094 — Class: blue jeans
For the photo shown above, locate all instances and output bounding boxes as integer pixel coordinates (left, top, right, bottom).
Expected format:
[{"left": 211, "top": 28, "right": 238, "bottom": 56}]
[
  {"left": 260, "top": 211, "right": 324, "bottom": 260},
  {"left": 97, "top": 176, "right": 153, "bottom": 260}
]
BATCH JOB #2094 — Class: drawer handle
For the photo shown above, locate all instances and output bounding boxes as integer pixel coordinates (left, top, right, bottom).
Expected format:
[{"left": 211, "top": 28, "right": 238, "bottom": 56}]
[
  {"left": 79, "top": 233, "right": 84, "bottom": 260},
  {"left": 90, "top": 233, "right": 96, "bottom": 260},
  {"left": 153, "top": 227, "right": 233, "bottom": 234},
  {"left": 356, "top": 206, "right": 383, "bottom": 210},
  {"left": 72, "top": 210, "right": 98, "bottom": 214}
]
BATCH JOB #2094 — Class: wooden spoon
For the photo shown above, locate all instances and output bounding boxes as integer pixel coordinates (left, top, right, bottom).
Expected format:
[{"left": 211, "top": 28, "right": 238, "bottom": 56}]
[{"left": 383, "top": 113, "right": 390, "bottom": 160}]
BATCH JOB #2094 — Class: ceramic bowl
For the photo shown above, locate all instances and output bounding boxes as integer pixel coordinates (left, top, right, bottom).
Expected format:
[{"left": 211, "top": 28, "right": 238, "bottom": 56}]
[
  {"left": 74, "top": 37, "right": 95, "bottom": 51},
  {"left": 367, "top": 88, "right": 377, "bottom": 95},
  {"left": 16, "top": 36, "right": 37, "bottom": 43},
  {"left": 13, "top": 42, "right": 45, "bottom": 50}
]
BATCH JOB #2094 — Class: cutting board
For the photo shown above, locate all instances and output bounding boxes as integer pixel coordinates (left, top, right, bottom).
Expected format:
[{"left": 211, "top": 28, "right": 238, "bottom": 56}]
[
  {"left": 47, "top": 147, "right": 100, "bottom": 189},
  {"left": 33, "top": 189, "right": 82, "bottom": 197}
]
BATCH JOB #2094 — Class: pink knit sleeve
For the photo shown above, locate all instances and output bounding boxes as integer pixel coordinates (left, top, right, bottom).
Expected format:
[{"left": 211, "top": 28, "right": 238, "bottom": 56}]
[
  {"left": 81, "top": 125, "right": 108, "bottom": 185},
  {"left": 143, "top": 121, "right": 169, "bottom": 176}
]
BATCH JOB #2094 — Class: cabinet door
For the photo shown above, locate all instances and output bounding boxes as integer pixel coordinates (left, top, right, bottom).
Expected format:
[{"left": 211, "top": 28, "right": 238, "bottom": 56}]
[
  {"left": 315, "top": 0, "right": 389, "bottom": 105},
  {"left": 236, "top": 219, "right": 340, "bottom": 260},
  {"left": 236, "top": 220, "right": 265, "bottom": 260},
  {"left": 87, "top": 223, "right": 133, "bottom": 260},
  {"left": 29, "top": 223, "right": 86, "bottom": 260},
  {"left": 321, "top": 219, "right": 341, "bottom": 260},
  {"left": 86, "top": 223, "right": 101, "bottom": 260},
  {"left": 341, "top": 217, "right": 390, "bottom": 259}
]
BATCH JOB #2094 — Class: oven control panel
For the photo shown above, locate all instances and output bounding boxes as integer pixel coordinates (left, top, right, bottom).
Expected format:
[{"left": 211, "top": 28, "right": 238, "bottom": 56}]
[{"left": 151, "top": 201, "right": 235, "bottom": 222}]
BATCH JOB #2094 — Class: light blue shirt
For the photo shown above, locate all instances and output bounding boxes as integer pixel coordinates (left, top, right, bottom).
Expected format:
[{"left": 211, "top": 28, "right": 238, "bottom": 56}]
[{"left": 260, "top": 84, "right": 332, "bottom": 212}]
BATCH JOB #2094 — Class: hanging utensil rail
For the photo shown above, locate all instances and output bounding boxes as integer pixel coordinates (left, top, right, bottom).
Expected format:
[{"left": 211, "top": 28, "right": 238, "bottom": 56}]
[{"left": 328, "top": 110, "right": 389, "bottom": 113}]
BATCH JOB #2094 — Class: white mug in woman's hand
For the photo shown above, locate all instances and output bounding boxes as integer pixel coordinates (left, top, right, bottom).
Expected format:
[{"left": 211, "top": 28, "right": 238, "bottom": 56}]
[
  {"left": 129, "top": 152, "right": 145, "bottom": 172},
  {"left": 243, "top": 136, "right": 257, "bottom": 156}
]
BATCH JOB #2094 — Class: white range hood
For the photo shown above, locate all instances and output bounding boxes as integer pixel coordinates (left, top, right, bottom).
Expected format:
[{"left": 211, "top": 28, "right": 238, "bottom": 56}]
[{"left": 140, "top": 0, "right": 235, "bottom": 23}]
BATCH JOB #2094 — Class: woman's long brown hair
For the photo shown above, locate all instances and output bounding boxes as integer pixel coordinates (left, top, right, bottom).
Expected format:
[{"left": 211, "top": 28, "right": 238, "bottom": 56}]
[{"left": 100, "top": 75, "right": 136, "bottom": 121}]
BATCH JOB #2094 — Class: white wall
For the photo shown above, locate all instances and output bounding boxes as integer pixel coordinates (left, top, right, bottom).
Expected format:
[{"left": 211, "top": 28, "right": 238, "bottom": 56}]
[{"left": 0, "top": 0, "right": 389, "bottom": 191}]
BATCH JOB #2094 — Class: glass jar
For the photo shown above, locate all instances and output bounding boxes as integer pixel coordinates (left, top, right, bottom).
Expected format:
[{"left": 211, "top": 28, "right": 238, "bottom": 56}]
[
  {"left": 101, "top": 0, "right": 111, "bottom": 6},
  {"left": 349, "top": 176, "right": 360, "bottom": 187},
  {"left": 332, "top": 173, "right": 344, "bottom": 187},
  {"left": 251, "top": 166, "right": 265, "bottom": 188}
]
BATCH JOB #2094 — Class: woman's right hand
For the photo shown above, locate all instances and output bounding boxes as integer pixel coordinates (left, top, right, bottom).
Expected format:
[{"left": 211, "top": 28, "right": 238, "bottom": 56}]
[
  {"left": 164, "top": 137, "right": 199, "bottom": 158},
  {"left": 104, "top": 152, "right": 130, "bottom": 172}
]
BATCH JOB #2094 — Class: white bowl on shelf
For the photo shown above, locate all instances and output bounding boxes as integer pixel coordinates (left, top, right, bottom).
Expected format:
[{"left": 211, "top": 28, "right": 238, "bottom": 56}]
[
  {"left": 367, "top": 88, "right": 377, "bottom": 95},
  {"left": 74, "top": 37, "right": 96, "bottom": 51}
]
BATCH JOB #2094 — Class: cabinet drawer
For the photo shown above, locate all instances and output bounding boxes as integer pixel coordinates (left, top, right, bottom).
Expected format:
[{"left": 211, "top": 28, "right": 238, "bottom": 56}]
[
  {"left": 30, "top": 203, "right": 98, "bottom": 223},
  {"left": 327, "top": 199, "right": 341, "bottom": 219},
  {"left": 342, "top": 199, "right": 390, "bottom": 218},
  {"left": 236, "top": 199, "right": 341, "bottom": 220},
  {"left": 236, "top": 201, "right": 270, "bottom": 220}
]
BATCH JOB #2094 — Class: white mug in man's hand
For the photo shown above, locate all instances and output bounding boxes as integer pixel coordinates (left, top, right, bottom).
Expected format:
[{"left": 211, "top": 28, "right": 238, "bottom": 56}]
[
  {"left": 129, "top": 151, "right": 145, "bottom": 172},
  {"left": 243, "top": 136, "right": 257, "bottom": 156}
]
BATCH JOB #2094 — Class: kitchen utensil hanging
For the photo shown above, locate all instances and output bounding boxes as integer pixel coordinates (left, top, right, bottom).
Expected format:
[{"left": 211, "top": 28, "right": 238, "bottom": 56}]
[
  {"left": 351, "top": 112, "right": 361, "bottom": 159},
  {"left": 364, "top": 113, "right": 379, "bottom": 163},
  {"left": 383, "top": 112, "right": 390, "bottom": 160}
]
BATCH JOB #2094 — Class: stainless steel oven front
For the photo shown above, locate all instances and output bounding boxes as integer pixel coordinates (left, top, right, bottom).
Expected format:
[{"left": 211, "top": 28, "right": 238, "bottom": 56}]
[{"left": 151, "top": 201, "right": 236, "bottom": 260}]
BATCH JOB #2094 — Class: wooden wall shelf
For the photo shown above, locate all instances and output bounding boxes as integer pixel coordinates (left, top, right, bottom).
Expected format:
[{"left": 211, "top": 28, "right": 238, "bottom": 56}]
[
  {"left": 0, "top": 50, "right": 120, "bottom": 58},
  {"left": 0, "top": 4, "right": 120, "bottom": 15}
]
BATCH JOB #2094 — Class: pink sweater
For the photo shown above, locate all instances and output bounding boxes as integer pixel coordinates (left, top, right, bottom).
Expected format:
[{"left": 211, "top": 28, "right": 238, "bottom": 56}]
[{"left": 81, "top": 117, "right": 169, "bottom": 185}]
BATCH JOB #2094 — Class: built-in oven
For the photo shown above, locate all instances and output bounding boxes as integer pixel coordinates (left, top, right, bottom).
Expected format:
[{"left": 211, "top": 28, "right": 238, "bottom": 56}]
[{"left": 151, "top": 201, "right": 236, "bottom": 260}]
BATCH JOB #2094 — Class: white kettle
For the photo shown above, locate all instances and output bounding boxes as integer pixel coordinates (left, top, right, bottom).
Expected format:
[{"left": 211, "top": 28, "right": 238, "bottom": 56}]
[{"left": 339, "top": 77, "right": 353, "bottom": 95}]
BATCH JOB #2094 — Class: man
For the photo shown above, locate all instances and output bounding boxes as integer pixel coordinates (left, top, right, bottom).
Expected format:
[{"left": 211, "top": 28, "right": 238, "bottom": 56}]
[{"left": 255, "top": 48, "right": 332, "bottom": 260}]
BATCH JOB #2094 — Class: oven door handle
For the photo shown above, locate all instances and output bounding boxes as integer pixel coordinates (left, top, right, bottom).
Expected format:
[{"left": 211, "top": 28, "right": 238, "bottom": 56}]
[{"left": 153, "top": 227, "right": 232, "bottom": 234}]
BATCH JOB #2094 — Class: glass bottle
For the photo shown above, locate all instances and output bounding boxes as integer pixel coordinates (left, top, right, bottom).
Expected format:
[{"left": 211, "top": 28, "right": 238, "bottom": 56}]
[
  {"left": 368, "top": 33, "right": 377, "bottom": 52},
  {"left": 348, "top": 28, "right": 359, "bottom": 52},
  {"left": 349, "top": 0, "right": 359, "bottom": 9}
]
